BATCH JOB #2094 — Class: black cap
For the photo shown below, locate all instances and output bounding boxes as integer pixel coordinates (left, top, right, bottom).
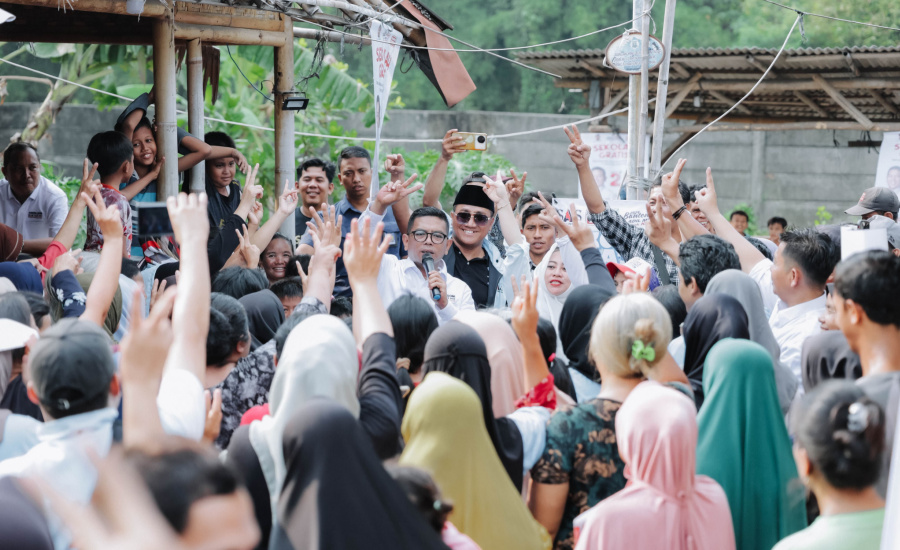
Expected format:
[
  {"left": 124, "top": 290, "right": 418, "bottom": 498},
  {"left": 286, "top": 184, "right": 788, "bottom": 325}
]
[
  {"left": 453, "top": 180, "right": 495, "bottom": 214},
  {"left": 845, "top": 187, "right": 900, "bottom": 216},
  {"left": 29, "top": 319, "right": 115, "bottom": 413}
]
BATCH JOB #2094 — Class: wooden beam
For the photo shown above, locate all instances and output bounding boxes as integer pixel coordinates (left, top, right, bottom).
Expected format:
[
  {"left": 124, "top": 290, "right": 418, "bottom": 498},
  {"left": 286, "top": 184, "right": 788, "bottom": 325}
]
[
  {"left": 174, "top": 22, "right": 287, "bottom": 46},
  {"left": 153, "top": 15, "right": 179, "bottom": 199},
  {"left": 665, "top": 72, "right": 703, "bottom": 118},
  {"left": 599, "top": 88, "right": 628, "bottom": 115},
  {"left": 554, "top": 77, "right": 900, "bottom": 93},
  {"left": 669, "top": 62, "right": 691, "bottom": 79},
  {"left": 666, "top": 121, "right": 900, "bottom": 133},
  {"left": 294, "top": 26, "right": 372, "bottom": 45},
  {"left": 793, "top": 91, "right": 829, "bottom": 118},
  {"left": 843, "top": 51, "right": 861, "bottom": 77},
  {"left": 869, "top": 90, "right": 900, "bottom": 118},
  {"left": 745, "top": 54, "right": 772, "bottom": 75},
  {"left": 274, "top": 15, "right": 296, "bottom": 240},
  {"left": 812, "top": 74, "right": 874, "bottom": 129},
  {"left": 577, "top": 60, "right": 607, "bottom": 79},
  {"left": 707, "top": 90, "right": 753, "bottom": 115}
]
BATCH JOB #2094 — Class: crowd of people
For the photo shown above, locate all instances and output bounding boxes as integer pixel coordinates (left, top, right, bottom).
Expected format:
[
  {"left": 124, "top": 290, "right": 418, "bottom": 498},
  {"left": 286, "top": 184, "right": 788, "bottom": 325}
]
[{"left": 0, "top": 96, "right": 897, "bottom": 550}]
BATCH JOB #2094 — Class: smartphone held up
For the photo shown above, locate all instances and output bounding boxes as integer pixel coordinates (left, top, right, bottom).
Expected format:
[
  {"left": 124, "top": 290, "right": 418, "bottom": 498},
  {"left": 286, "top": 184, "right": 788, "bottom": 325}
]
[{"left": 451, "top": 132, "right": 488, "bottom": 152}]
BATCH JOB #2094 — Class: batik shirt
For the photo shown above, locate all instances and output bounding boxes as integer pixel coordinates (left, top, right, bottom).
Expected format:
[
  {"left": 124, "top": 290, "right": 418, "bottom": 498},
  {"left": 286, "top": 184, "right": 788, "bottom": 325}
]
[
  {"left": 84, "top": 186, "right": 133, "bottom": 257},
  {"left": 531, "top": 398, "right": 627, "bottom": 550}
]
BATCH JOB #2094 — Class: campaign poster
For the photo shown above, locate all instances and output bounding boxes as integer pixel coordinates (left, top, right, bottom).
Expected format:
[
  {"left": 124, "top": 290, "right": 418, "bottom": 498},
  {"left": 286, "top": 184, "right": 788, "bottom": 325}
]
[
  {"left": 369, "top": 20, "right": 402, "bottom": 197},
  {"left": 551, "top": 198, "right": 648, "bottom": 265},
  {"left": 578, "top": 133, "right": 651, "bottom": 201},
  {"left": 875, "top": 132, "right": 900, "bottom": 198}
]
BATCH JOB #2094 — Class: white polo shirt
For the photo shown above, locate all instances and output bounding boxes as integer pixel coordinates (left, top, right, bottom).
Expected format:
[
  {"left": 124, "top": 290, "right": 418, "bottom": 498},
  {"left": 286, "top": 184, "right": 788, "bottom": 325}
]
[
  {"left": 376, "top": 254, "right": 475, "bottom": 324},
  {"left": 0, "top": 176, "right": 69, "bottom": 240},
  {"left": 750, "top": 258, "right": 826, "bottom": 395}
]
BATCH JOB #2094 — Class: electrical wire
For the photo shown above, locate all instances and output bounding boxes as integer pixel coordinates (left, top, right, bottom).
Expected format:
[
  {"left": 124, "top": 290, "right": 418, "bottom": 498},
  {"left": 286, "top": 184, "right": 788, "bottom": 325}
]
[
  {"left": 225, "top": 45, "right": 274, "bottom": 103},
  {"left": 759, "top": 0, "right": 900, "bottom": 32},
  {"left": 656, "top": 14, "right": 802, "bottom": 176}
]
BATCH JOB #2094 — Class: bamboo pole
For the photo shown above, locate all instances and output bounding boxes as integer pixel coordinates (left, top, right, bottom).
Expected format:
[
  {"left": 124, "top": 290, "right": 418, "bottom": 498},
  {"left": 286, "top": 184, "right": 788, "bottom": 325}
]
[
  {"left": 293, "top": 26, "right": 372, "bottom": 46},
  {"left": 274, "top": 17, "right": 296, "bottom": 240},
  {"left": 153, "top": 15, "right": 178, "bottom": 199},
  {"left": 174, "top": 23, "right": 287, "bottom": 47},
  {"left": 650, "top": 0, "right": 677, "bottom": 175},
  {"left": 187, "top": 38, "right": 205, "bottom": 193},
  {"left": 625, "top": 0, "right": 642, "bottom": 199},
  {"left": 637, "top": 0, "right": 651, "bottom": 183}
]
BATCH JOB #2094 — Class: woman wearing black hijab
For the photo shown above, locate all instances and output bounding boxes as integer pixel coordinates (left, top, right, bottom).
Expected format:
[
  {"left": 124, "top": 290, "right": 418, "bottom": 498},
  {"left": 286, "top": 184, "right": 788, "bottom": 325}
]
[
  {"left": 682, "top": 294, "right": 751, "bottom": 408},
  {"left": 557, "top": 284, "right": 617, "bottom": 401},
  {"left": 238, "top": 289, "right": 285, "bottom": 350},
  {"left": 269, "top": 399, "right": 446, "bottom": 550},
  {"left": 420, "top": 321, "right": 526, "bottom": 492}
]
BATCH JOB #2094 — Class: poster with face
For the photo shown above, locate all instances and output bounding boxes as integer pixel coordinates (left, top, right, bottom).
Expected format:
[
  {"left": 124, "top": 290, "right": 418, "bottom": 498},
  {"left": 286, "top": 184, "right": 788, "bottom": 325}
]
[
  {"left": 577, "top": 133, "right": 651, "bottom": 202},
  {"left": 875, "top": 132, "right": 900, "bottom": 198}
]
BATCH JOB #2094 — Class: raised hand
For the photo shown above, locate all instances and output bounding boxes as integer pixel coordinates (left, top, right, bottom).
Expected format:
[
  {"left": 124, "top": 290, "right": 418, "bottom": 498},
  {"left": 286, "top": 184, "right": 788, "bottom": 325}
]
[
  {"left": 660, "top": 158, "right": 687, "bottom": 208},
  {"left": 166, "top": 192, "right": 210, "bottom": 245},
  {"left": 236, "top": 224, "right": 260, "bottom": 269},
  {"left": 696, "top": 167, "right": 720, "bottom": 215},
  {"left": 621, "top": 268, "right": 651, "bottom": 294},
  {"left": 306, "top": 204, "right": 343, "bottom": 249},
  {"left": 344, "top": 217, "right": 390, "bottom": 288},
  {"left": 232, "top": 149, "right": 250, "bottom": 174},
  {"left": 121, "top": 286, "right": 176, "bottom": 387},
  {"left": 564, "top": 125, "right": 591, "bottom": 167},
  {"left": 374, "top": 173, "right": 421, "bottom": 211},
  {"left": 441, "top": 128, "right": 467, "bottom": 160},
  {"left": 277, "top": 179, "right": 300, "bottom": 215},
  {"left": 237, "top": 163, "right": 263, "bottom": 218},
  {"left": 384, "top": 153, "right": 406, "bottom": 182},
  {"left": 52, "top": 249, "right": 83, "bottom": 277},
  {"left": 247, "top": 200, "right": 263, "bottom": 229},
  {"left": 80, "top": 159, "right": 100, "bottom": 196},
  {"left": 644, "top": 201, "right": 673, "bottom": 248},
  {"left": 483, "top": 170, "right": 511, "bottom": 207},
  {"left": 507, "top": 168, "right": 527, "bottom": 206},
  {"left": 538, "top": 198, "right": 596, "bottom": 252},
  {"left": 510, "top": 275, "right": 540, "bottom": 339}
]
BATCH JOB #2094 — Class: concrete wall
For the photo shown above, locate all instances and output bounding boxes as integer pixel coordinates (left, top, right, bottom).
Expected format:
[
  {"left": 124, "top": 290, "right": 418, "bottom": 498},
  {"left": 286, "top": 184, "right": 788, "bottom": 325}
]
[{"left": 1, "top": 103, "right": 879, "bottom": 229}]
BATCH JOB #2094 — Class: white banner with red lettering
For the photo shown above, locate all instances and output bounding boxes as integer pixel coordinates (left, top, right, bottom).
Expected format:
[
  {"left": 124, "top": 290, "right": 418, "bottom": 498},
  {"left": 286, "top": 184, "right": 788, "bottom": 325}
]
[
  {"left": 552, "top": 197, "right": 648, "bottom": 265},
  {"left": 577, "top": 133, "right": 650, "bottom": 201},
  {"left": 876, "top": 132, "right": 900, "bottom": 199},
  {"left": 369, "top": 20, "right": 402, "bottom": 196}
]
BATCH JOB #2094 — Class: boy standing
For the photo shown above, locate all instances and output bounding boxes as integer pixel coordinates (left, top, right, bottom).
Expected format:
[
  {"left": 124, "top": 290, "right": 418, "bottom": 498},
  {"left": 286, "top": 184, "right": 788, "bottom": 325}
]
[{"left": 85, "top": 131, "right": 134, "bottom": 257}]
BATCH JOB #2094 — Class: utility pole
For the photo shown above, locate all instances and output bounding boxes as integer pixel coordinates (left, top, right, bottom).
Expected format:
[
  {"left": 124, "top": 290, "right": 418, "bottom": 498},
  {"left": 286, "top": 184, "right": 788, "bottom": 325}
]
[
  {"left": 650, "top": 0, "right": 678, "bottom": 176},
  {"left": 637, "top": 0, "right": 651, "bottom": 184},
  {"left": 625, "top": 0, "right": 642, "bottom": 199}
]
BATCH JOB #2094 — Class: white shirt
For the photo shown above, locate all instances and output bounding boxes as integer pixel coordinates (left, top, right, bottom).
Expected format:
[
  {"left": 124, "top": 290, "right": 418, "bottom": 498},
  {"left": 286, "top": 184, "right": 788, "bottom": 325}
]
[
  {"left": 507, "top": 405, "right": 551, "bottom": 474},
  {"left": 376, "top": 253, "right": 475, "bottom": 324},
  {"left": 0, "top": 176, "right": 69, "bottom": 240},
  {"left": 157, "top": 369, "right": 206, "bottom": 441},
  {"left": 750, "top": 259, "right": 825, "bottom": 394},
  {"left": 503, "top": 242, "right": 536, "bottom": 285},
  {"left": 0, "top": 413, "right": 40, "bottom": 461}
]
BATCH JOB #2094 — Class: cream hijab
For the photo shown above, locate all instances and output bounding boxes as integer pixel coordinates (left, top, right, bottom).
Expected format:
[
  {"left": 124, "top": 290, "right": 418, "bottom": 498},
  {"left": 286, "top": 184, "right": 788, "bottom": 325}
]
[
  {"left": 400, "top": 372, "right": 551, "bottom": 550},
  {"left": 248, "top": 314, "right": 360, "bottom": 528},
  {"left": 533, "top": 242, "right": 587, "bottom": 362}
]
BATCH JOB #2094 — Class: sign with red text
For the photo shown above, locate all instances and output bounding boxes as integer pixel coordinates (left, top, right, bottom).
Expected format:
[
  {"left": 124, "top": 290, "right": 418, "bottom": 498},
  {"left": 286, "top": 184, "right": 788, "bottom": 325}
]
[
  {"left": 875, "top": 132, "right": 900, "bottom": 199},
  {"left": 369, "top": 20, "right": 402, "bottom": 196},
  {"left": 578, "top": 133, "right": 649, "bottom": 202}
]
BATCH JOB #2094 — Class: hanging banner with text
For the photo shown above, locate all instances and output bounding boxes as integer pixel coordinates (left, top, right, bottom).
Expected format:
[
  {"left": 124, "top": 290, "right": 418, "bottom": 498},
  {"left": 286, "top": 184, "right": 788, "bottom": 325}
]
[
  {"left": 875, "top": 132, "right": 900, "bottom": 199},
  {"left": 552, "top": 197, "right": 648, "bottom": 265},
  {"left": 578, "top": 133, "right": 649, "bottom": 202},
  {"left": 369, "top": 20, "right": 402, "bottom": 197}
]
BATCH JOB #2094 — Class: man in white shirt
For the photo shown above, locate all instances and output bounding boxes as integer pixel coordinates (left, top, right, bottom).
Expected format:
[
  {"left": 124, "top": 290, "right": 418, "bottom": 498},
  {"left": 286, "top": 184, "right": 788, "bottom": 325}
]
[
  {"left": 695, "top": 171, "right": 839, "bottom": 394},
  {"left": 0, "top": 143, "right": 69, "bottom": 255},
  {"left": 361, "top": 193, "right": 475, "bottom": 323}
]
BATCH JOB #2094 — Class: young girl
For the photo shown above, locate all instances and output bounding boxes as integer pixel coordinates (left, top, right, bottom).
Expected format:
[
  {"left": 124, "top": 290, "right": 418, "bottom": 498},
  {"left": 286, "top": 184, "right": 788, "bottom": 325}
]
[{"left": 773, "top": 381, "right": 885, "bottom": 550}]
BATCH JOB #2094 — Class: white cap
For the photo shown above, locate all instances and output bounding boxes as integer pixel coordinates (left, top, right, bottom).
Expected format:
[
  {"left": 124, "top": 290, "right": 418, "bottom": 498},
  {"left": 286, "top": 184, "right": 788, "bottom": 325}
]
[{"left": 0, "top": 319, "right": 38, "bottom": 352}]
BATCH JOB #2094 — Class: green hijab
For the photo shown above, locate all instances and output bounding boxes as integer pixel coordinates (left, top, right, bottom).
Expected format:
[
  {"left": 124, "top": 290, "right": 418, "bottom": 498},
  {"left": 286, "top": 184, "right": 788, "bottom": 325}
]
[{"left": 696, "top": 338, "right": 806, "bottom": 550}]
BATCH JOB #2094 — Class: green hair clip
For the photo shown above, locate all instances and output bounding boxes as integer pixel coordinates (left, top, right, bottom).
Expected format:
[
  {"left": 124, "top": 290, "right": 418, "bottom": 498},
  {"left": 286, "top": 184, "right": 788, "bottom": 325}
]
[{"left": 631, "top": 339, "right": 656, "bottom": 362}]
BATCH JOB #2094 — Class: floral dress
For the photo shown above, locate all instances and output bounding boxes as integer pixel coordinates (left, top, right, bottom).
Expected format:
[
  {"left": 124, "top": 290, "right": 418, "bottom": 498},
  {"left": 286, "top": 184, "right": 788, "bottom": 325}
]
[{"left": 531, "top": 398, "right": 626, "bottom": 550}]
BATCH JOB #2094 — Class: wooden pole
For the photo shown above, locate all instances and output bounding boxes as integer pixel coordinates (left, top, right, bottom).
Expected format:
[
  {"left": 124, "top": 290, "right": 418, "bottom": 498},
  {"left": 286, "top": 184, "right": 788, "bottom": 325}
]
[
  {"left": 666, "top": 121, "right": 900, "bottom": 133},
  {"left": 174, "top": 23, "right": 287, "bottom": 46},
  {"left": 152, "top": 15, "right": 178, "bottom": 199},
  {"left": 274, "top": 16, "right": 296, "bottom": 241},
  {"left": 293, "top": 26, "right": 372, "bottom": 46},
  {"left": 187, "top": 38, "right": 205, "bottom": 193},
  {"left": 637, "top": 0, "right": 651, "bottom": 185},
  {"left": 626, "top": 0, "right": 642, "bottom": 199},
  {"left": 650, "top": 0, "right": 677, "bottom": 175}
]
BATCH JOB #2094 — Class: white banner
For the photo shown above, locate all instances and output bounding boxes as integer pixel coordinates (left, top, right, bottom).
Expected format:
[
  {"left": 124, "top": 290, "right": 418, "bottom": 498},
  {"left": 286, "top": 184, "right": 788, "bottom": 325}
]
[
  {"left": 369, "top": 20, "right": 402, "bottom": 197},
  {"left": 551, "top": 198, "right": 648, "bottom": 265},
  {"left": 578, "top": 133, "right": 650, "bottom": 202},
  {"left": 875, "top": 131, "right": 900, "bottom": 199}
]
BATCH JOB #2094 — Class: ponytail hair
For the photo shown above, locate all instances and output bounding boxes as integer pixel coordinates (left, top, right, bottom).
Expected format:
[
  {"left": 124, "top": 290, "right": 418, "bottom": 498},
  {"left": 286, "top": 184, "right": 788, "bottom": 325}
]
[
  {"left": 590, "top": 293, "right": 672, "bottom": 378},
  {"left": 792, "top": 380, "right": 885, "bottom": 490},
  {"left": 385, "top": 464, "right": 453, "bottom": 533}
]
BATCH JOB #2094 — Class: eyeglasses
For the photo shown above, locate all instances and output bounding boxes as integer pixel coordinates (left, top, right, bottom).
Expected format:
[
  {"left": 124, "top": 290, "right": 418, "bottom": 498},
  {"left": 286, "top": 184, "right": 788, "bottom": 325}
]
[
  {"left": 455, "top": 212, "right": 492, "bottom": 226},
  {"left": 410, "top": 230, "right": 447, "bottom": 244}
]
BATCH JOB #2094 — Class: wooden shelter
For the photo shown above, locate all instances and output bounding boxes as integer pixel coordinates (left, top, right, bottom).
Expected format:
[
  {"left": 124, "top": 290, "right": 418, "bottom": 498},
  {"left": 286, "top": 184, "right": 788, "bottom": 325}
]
[
  {"left": 0, "top": 0, "right": 467, "bottom": 237},
  {"left": 517, "top": 46, "right": 900, "bottom": 161}
]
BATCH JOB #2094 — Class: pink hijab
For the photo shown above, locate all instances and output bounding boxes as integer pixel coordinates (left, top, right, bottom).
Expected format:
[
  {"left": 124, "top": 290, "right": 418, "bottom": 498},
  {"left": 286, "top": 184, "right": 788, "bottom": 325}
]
[
  {"left": 574, "top": 382, "right": 736, "bottom": 550},
  {"left": 454, "top": 311, "right": 526, "bottom": 417}
]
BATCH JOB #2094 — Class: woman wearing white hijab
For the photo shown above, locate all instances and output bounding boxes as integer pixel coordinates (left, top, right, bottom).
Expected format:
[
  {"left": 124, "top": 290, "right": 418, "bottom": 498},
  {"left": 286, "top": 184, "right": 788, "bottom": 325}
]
[{"left": 533, "top": 240, "right": 588, "bottom": 362}]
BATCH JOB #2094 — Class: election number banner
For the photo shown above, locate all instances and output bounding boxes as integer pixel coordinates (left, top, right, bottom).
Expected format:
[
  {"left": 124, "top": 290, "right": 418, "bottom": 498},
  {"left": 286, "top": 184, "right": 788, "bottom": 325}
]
[
  {"left": 875, "top": 132, "right": 900, "bottom": 199},
  {"left": 578, "top": 133, "right": 650, "bottom": 202},
  {"left": 552, "top": 198, "right": 648, "bottom": 265}
]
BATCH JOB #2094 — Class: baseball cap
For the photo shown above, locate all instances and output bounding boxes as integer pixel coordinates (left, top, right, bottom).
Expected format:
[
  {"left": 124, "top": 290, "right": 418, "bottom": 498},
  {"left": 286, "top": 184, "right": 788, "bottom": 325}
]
[
  {"left": 606, "top": 258, "right": 661, "bottom": 291},
  {"left": 864, "top": 215, "right": 900, "bottom": 249},
  {"left": 29, "top": 318, "right": 116, "bottom": 414},
  {"left": 844, "top": 187, "right": 900, "bottom": 216}
]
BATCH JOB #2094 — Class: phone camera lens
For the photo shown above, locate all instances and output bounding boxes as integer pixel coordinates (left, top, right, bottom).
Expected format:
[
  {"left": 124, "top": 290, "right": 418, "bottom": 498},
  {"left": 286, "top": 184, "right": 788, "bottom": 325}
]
[{"left": 476, "top": 135, "right": 486, "bottom": 144}]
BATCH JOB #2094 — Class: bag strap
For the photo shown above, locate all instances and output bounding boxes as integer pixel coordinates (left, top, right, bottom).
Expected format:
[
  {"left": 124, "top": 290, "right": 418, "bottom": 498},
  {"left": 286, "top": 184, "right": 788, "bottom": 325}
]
[{"left": 651, "top": 244, "right": 672, "bottom": 286}]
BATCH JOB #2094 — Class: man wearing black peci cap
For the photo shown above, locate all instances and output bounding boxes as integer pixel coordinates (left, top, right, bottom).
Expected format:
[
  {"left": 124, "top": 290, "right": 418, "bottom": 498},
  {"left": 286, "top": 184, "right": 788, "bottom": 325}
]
[
  {"left": 844, "top": 186, "right": 900, "bottom": 221},
  {"left": 0, "top": 318, "right": 120, "bottom": 547}
]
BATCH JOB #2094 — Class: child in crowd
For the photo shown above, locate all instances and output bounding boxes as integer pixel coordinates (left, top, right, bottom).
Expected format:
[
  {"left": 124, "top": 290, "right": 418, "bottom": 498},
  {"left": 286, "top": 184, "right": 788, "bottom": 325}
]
[{"left": 84, "top": 131, "right": 134, "bottom": 257}]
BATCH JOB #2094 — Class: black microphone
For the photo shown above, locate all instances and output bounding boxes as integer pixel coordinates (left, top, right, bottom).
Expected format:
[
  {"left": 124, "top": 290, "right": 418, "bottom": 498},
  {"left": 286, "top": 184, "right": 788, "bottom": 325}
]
[{"left": 422, "top": 253, "right": 441, "bottom": 302}]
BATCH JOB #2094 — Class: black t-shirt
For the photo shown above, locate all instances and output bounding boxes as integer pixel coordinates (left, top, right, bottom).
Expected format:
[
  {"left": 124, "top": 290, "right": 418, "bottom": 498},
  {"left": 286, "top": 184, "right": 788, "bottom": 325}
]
[
  {"left": 206, "top": 182, "right": 242, "bottom": 235},
  {"left": 0, "top": 376, "right": 43, "bottom": 421},
  {"left": 294, "top": 210, "right": 312, "bottom": 239},
  {"left": 452, "top": 244, "right": 491, "bottom": 308}
]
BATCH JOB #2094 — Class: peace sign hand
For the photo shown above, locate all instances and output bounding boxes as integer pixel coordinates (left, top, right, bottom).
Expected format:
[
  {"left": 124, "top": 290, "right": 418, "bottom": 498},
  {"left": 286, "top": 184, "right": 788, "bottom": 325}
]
[
  {"left": 564, "top": 125, "right": 591, "bottom": 167},
  {"left": 373, "top": 173, "right": 421, "bottom": 212},
  {"left": 660, "top": 158, "right": 687, "bottom": 209},
  {"left": 510, "top": 275, "right": 540, "bottom": 339},
  {"left": 696, "top": 167, "right": 720, "bottom": 216}
]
